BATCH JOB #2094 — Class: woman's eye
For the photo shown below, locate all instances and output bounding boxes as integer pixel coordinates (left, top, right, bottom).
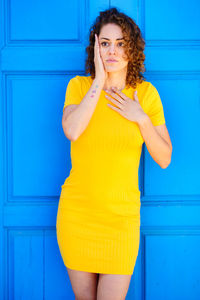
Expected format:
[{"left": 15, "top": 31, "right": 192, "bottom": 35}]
[
  {"left": 101, "top": 42, "right": 108, "bottom": 46},
  {"left": 100, "top": 42, "right": 125, "bottom": 47}
]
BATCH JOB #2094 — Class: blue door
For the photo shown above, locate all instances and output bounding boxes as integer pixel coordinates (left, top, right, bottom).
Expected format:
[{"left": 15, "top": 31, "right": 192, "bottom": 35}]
[{"left": 0, "top": 0, "right": 199, "bottom": 299}]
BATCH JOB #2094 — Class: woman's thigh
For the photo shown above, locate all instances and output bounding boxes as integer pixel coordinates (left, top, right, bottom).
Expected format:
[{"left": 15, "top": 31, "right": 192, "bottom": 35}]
[
  {"left": 66, "top": 267, "right": 99, "bottom": 300},
  {"left": 97, "top": 273, "right": 132, "bottom": 300}
]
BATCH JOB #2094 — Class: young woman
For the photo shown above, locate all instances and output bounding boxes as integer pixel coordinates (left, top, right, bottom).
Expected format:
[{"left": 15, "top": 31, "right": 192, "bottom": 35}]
[{"left": 56, "top": 7, "right": 172, "bottom": 300}]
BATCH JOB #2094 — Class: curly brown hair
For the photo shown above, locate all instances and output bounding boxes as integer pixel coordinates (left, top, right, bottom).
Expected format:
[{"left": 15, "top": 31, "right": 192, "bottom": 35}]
[{"left": 85, "top": 7, "right": 146, "bottom": 89}]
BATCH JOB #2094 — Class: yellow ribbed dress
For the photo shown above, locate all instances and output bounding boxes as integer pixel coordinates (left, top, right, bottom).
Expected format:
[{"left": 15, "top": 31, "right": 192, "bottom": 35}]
[{"left": 56, "top": 75, "right": 166, "bottom": 275}]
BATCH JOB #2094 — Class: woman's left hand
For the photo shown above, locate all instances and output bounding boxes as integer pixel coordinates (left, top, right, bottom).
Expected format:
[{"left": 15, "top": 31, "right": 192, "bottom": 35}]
[{"left": 105, "top": 87, "right": 147, "bottom": 124}]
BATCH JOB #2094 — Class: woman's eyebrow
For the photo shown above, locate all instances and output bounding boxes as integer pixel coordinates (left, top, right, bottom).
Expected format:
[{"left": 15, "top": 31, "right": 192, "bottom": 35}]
[{"left": 100, "top": 37, "right": 124, "bottom": 40}]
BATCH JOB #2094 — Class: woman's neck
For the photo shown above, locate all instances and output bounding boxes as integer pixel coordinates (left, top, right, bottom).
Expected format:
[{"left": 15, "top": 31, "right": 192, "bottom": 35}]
[{"left": 103, "top": 68, "right": 127, "bottom": 92}]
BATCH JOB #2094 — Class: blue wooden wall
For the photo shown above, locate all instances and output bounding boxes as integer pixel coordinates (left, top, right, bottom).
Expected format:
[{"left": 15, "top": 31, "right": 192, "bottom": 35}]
[{"left": 0, "top": 0, "right": 200, "bottom": 299}]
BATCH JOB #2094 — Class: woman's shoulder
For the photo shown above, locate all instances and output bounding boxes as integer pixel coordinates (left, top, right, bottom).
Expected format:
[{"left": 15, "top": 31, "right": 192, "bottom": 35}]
[
  {"left": 136, "top": 80, "right": 163, "bottom": 109},
  {"left": 136, "top": 80, "right": 161, "bottom": 105},
  {"left": 70, "top": 75, "right": 92, "bottom": 84},
  {"left": 137, "top": 80, "right": 157, "bottom": 93},
  {"left": 69, "top": 75, "right": 92, "bottom": 91}
]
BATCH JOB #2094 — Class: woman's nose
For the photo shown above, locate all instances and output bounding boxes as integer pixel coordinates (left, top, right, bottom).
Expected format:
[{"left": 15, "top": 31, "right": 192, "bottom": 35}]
[{"left": 108, "top": 44, "right": 117, "bottom": 54}]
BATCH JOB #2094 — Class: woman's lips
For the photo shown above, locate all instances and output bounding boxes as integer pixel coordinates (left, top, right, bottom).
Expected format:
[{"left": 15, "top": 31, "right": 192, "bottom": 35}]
[{"left": 106, "top": 60, "right": 118, "bottom": 63}]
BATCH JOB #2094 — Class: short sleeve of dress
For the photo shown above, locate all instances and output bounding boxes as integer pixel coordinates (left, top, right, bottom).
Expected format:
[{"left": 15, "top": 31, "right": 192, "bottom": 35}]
[
  {"left": 63, "top": 76, "right": 83, "bottom": 113},
  {"left": 144, "top": 83, "right": 166, "bottom": 126}
]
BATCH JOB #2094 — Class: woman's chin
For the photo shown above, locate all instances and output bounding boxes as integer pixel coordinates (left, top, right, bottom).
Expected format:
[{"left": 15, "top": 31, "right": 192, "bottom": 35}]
[{"left": 105, "top": 66, "right": 122, "bottom": 73}]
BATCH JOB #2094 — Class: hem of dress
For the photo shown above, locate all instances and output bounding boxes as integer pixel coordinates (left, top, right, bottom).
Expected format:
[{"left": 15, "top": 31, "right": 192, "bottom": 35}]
[{"left": 64, "top": 261, "right": 134, "bottom": 275}]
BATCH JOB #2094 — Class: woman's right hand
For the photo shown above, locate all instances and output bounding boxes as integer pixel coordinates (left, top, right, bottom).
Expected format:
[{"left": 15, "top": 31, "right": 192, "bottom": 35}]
[{"left": 94, "top": 33, "right": 108, "bottom": 84}]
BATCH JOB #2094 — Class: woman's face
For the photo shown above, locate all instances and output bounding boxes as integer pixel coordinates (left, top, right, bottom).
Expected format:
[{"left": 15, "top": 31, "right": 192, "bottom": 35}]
[{"left": 98, "top": 23, "right": 129, "bottom": 73}]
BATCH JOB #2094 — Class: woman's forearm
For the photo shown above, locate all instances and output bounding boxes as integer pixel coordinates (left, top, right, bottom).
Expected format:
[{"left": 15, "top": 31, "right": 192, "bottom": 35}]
[
  {"left": 63, "top": 77, "right": 104, "bottom": 141},
  {"left": 137, "top": 114, "right": 172, "bottom": 168}
]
